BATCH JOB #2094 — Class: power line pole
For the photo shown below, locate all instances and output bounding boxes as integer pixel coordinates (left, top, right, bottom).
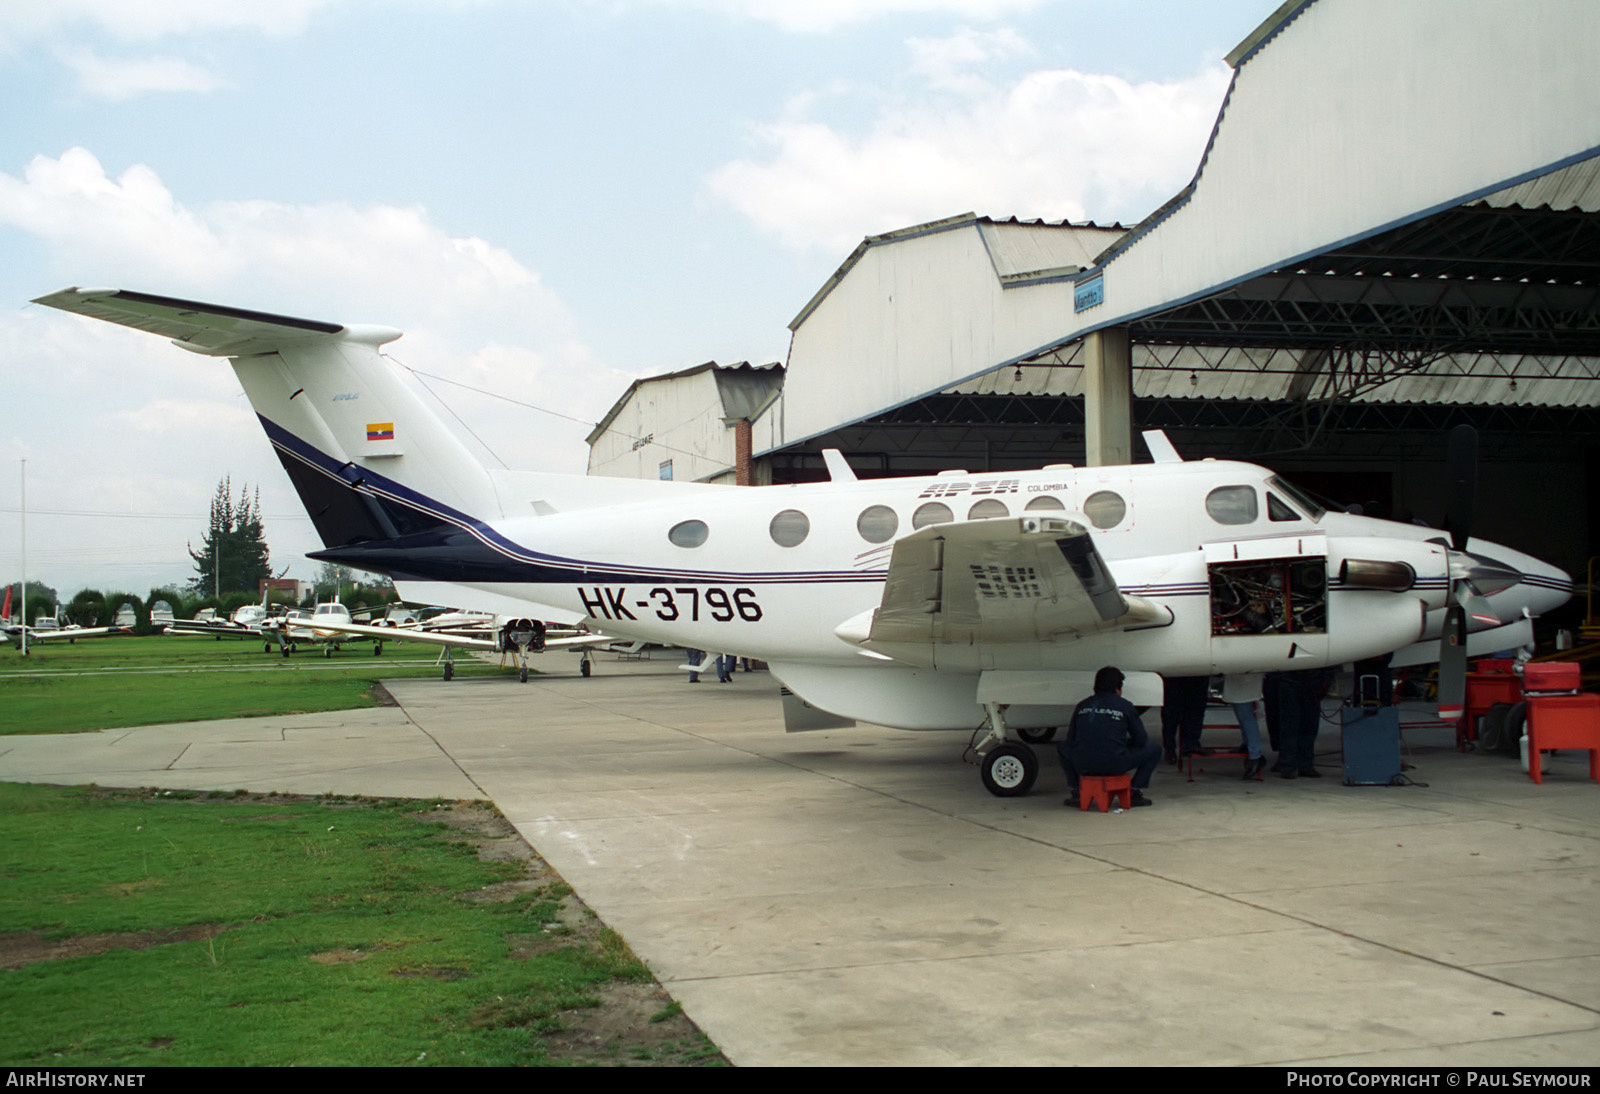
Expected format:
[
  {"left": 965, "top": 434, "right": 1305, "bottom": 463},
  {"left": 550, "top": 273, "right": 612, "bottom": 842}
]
[{"left": 19, "top": 459, "right": 27, "bottom": 657}]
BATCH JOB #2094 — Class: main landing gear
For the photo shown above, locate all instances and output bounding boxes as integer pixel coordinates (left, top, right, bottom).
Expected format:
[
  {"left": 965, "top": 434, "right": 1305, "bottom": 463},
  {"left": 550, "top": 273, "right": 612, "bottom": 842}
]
[{"left": 974, "top": 702, "right": 1041, "bottom": 797}]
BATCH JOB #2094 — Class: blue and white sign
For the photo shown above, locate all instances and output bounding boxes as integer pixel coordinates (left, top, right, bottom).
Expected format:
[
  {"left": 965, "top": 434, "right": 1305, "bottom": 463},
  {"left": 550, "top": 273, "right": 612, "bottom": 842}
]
[{"left": 1074, "top": 275, "right": 1104, "bottom": 313}]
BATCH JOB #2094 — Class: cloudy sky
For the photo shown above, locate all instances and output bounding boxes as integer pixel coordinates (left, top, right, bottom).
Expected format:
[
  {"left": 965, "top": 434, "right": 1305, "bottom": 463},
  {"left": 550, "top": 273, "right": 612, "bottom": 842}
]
[{"left": 0, "top": 0, "right": 1270, "bottom": 599}]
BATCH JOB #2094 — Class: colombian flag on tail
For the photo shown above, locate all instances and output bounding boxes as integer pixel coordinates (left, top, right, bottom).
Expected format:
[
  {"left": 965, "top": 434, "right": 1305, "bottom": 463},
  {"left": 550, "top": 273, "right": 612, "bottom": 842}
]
[{"left": 366, "top": 422, "right": 395, "bottom": 441}]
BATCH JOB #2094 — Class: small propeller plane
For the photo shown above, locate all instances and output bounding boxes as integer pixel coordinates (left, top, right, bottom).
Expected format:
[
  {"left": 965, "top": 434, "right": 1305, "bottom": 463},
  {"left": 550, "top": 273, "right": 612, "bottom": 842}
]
[
  {"left": 261, "top": 600, "right": 611, "bottom": 681},
  {"left": 166, "top": 592, "right": 277, "bottom": 639},
  {"left": 34, "top": 288, "right": 1573, "bottom": 794},
  {"left": 2, "top": 588, "right": 129, "bottom": 648}
]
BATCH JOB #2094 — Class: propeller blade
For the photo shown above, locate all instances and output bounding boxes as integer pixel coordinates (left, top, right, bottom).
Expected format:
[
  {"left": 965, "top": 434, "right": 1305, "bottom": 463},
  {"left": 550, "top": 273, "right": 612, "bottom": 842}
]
[
  {"left": 1455, "top": 579, "right": 1503, "bottom": 628},
  {"left": 1443, "top": 424, "right": 1477, "bottom": 551},
  {"left": 1437, "top": 602, "right": 1468, "bottom": 721}
]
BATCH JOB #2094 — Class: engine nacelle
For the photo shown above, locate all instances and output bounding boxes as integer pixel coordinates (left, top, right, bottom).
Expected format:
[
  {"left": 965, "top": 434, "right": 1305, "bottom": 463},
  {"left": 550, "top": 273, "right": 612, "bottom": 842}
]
[{"left": 497, "top": 618, "right": 545, "bottom": 653}]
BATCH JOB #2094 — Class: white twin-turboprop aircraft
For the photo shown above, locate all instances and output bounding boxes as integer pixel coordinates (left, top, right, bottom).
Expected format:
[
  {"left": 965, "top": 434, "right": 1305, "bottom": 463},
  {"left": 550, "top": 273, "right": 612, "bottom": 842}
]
[{"left": 36, "top": 289, "right": 1572, "bottom": 795}]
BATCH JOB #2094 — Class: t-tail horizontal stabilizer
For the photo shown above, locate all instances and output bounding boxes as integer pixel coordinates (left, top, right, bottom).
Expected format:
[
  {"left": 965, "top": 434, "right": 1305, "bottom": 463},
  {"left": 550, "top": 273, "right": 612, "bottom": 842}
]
[{"left": 33, "top": 287, "right": 502, "bottom": 551}]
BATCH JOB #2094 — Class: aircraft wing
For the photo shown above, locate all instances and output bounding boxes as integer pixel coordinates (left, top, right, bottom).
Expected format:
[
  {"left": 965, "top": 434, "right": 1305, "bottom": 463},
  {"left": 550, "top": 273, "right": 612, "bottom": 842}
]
[
  {"left": 5, "top": 626, "right": 126, "bottom": 645},
  {"left": 843, "top": 516, "right": 1167, "bottom": 649},
  {"left": 264, "top": 617, "right": 613, "bottom": 652},
  {"left": 265, "top": 618, "right": 494, "bottom": 650},
  {"left": 32, "top": 288, "right": 352, "bottom": 357},
  {"left": 168, "top": 620, "right": 262, "bottom": 637}
]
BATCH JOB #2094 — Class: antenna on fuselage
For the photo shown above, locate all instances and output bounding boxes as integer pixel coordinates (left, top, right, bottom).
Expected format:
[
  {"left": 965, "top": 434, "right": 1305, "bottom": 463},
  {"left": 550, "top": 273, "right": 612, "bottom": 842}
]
[
  {"left": 1141, "top": 430, "right": 1183, "bottom": 464},
  {"left": 821, "top": 449, "right": 858, "bottom": 482}
]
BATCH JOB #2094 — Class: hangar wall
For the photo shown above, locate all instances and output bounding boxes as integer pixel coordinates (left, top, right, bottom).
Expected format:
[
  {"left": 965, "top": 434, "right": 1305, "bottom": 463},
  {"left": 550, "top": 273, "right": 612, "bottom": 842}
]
[
  {"left": 587, "top": 362, "right": 782, "bottom": 485},
  {"left": 779, "top": 218, "right": 1122, "bottom": 448},
  {"left": 1101, "top": 0, "right": 1600, "bottom": 329},
  {"left": 768, "top": 0, "right": 1600, "bottom": 459}
]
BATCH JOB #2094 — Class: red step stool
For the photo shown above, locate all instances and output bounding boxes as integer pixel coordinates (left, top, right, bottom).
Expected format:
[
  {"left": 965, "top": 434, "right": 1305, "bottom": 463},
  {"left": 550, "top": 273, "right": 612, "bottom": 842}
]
[
  {"left": 1079, "top": 773, "right": 1133, "bottom": 812},
  {"left": 1524, "top": 693, "right": 1600, "bottom": 786}
]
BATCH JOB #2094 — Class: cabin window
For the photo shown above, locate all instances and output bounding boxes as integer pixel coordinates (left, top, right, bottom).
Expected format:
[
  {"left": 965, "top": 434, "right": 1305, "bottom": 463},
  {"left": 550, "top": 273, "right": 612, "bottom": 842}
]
[
  {"left": 912, "top": 502, "right": 954, "bottom": 529},
  {"left": 769, "top": 509, "right": 810, "bottom": 547},
  {"left": 668, "top": 519, "right": 709, "bottom": 547},
  {"left": 1268, "top": 475, "right": 1326, "bottom": 520},
  {"left": 1083, "top": 490, "right": 1126, "bottom": 530},
  {"left": 1024, "top": 495, "right": 1065, "bottom": 511},
  {"left": 967, "top": 498, "right": 1009, "bottom": 520},
  {"left": 1206, "top": 485, "right": 1258, "bottom": 525},
  {"left": 857, "top": 505, "right": 899, "bottom": 544},
  {"left": 1267, "top": 492, "right": 1301, "bottom": 522}
]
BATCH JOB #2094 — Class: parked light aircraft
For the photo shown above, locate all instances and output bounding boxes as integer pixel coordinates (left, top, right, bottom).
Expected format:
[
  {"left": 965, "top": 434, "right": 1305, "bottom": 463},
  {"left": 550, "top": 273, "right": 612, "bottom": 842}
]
[
  {"left": 2, "top": 589, "right": 128, "bottom": 647},
  {"left": 277, "top": 601, "right": 616, "bottom": 680},
  {"left": 275, "top": 611, "right": 610, "bottom": 681},
  {"left": 35, "top": 288, "right": 1573, "bottom": 794},
  {"left": 167, "top": 594, "right": 277, "bottom": 640}
]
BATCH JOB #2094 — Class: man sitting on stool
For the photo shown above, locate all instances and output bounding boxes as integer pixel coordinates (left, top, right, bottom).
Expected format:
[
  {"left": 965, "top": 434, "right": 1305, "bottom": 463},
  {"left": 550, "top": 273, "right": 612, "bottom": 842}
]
[{"left": 1059, "top": 666, "right": 1162, "bottom": 808}]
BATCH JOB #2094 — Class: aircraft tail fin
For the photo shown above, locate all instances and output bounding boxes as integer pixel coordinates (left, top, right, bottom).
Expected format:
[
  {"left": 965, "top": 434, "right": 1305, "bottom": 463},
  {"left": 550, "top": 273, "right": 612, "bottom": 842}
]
[
  {"left": 33, "top": 288, "right": 501, "bottom": 551},
  {"left": 1, "top": 584, "right": 10, "bottom": 623}
]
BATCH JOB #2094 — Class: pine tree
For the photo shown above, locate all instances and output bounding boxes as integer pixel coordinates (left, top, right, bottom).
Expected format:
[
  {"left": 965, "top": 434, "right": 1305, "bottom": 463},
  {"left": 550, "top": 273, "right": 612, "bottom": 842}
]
[{"left": 189, "top": 477, "right": 272, "bottom": 595}]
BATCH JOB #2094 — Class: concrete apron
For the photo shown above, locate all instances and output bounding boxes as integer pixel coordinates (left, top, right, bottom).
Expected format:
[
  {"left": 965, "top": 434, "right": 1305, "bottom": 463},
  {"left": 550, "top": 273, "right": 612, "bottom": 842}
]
[{"left": 4, "top": 652, "right": 1599, "bottom": 1066}]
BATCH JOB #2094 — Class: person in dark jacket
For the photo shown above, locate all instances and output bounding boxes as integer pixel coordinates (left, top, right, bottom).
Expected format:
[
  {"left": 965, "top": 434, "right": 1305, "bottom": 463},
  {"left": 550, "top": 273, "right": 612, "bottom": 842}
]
[{"left": 1059, "top": 666, "right": 1161, "bottom": 807}]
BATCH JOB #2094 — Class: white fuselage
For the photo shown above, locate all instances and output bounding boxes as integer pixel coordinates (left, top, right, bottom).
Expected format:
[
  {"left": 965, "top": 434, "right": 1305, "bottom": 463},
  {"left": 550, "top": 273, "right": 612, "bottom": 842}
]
[{"left": 394, "top": 459, "right": 1567, "bottom": 728}]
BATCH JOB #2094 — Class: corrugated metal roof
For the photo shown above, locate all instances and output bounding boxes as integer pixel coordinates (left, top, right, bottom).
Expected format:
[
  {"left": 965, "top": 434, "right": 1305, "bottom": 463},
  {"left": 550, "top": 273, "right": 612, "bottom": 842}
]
[
  {"left": 946, "top": 344, "right": 1600, "bottom": 407},
  {"left": 977, "top": 219, "right": 1128, "bottom": 282},
  {"left": 1473, "top": 154, "right": 1600, "bottom": 213},
  {"left": 789, "top": 212, "right": 1130, "bottom": 330},
  {"left": 586, "top": 361, "right": 783, "bottom": 445}
]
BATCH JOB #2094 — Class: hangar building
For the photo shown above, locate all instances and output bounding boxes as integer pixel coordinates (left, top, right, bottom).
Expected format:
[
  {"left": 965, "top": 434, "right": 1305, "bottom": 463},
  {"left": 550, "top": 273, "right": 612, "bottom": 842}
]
[
  {"left": 587, "top": 361, "right": 783, "bottom": 485},
  {"left": 586, "top": 0, "right": 1600, "bottom": 587}
]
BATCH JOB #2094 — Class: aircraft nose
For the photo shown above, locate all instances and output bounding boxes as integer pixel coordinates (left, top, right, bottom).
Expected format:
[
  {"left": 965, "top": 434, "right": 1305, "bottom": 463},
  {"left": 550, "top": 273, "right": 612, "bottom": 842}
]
[
  {"left": 1447, "top": 549, "right": 1522, "bottom": 597},
  {"left": 1466, "top": 538, "right": 1573, "bottom": 617}
]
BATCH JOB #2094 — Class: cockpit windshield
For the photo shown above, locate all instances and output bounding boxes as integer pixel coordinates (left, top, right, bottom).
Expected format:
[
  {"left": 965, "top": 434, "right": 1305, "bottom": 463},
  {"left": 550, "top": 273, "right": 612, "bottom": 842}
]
[{"left": 1266, "top": 475, "right": 1325, "bottom": 521}]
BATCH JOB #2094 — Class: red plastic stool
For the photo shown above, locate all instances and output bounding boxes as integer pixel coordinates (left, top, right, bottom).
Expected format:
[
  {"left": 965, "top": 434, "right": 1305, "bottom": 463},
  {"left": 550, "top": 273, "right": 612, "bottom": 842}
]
[
  {"left": 1079, "top": 773, "right": 1133, "bottom": 812},
  {"left": 1525, "top": 693, "right": 1600, "bottom": 785}
]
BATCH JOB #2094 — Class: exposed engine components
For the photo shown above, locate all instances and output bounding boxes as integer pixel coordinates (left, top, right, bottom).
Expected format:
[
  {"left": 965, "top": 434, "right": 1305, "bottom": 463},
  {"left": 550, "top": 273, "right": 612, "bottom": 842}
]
[{"left": 1209, "top": 557, "right": 1327, "bottom": 636}]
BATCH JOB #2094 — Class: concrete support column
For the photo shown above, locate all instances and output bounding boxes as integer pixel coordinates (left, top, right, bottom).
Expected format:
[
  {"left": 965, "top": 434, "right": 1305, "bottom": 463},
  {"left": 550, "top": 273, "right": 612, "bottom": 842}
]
[{"left": 1083, "top": 326, "right": 1133, "bottom": 467}]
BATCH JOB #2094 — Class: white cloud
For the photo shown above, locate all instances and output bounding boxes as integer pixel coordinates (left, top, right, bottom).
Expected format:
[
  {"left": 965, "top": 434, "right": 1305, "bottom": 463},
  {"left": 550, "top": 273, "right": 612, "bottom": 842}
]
[
  {"left": 1, "top": 0, "right": 335, "bottom": 48},
  {"left": 2, "top": 148, "right": 565, "bottom": 328},
  {"left": 709, "top": 42, "right": 1232, "bottom": 254},
  {"left": 907, "top": 25, "right": 1033, "bottom": 88},
  {"left": 55, "top": 48, "right": 226, "bottom": 99},
  {"left": 0, "top": 148, "right": 227, "bottom": 281},
  {"left": 640, "top": 0, "right": 1045, "bottom": 34},
  {"left": 2, "top": 147, "right": 634, "bottom": 592}
]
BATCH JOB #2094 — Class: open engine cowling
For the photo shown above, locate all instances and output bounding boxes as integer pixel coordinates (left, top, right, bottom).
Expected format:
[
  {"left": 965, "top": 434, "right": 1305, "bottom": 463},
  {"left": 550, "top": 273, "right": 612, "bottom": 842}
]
[{"left": 497, "top": 619, "right": 545, "bottom": 653}]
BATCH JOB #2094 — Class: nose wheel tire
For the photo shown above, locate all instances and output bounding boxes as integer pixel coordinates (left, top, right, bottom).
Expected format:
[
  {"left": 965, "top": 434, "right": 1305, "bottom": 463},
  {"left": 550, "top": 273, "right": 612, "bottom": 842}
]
[
  {"left": 981, "top": 744, "right": 1038, "bottom": 797},
  {"left": 1017, "top": 725, "right": 1057, "bottom": 744}
]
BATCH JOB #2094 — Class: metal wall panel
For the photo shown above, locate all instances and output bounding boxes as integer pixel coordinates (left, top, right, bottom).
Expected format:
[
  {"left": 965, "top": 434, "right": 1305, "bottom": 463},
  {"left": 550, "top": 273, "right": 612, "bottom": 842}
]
[
  {"left": 587, "top": 369, "right": 731, "bottom": 482},
  {"left": 771, "top": 0, "right": 1600, "bottom": 455},
  {"left": 1101, "top": 0, "right": 1600, "bottom": 326},
  {"left": 781, "top": 223, "right": 1081, "bottom": 446}
]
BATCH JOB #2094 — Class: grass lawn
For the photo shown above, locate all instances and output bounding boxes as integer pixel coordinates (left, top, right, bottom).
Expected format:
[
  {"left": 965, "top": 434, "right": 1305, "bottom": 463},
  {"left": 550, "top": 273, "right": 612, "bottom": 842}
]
[
  {"left": 0, "top": 634, "right": 517, "bottom": 735},
  {"left": 0, "top": 784, "right": 723, "bottom": 1066}
]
